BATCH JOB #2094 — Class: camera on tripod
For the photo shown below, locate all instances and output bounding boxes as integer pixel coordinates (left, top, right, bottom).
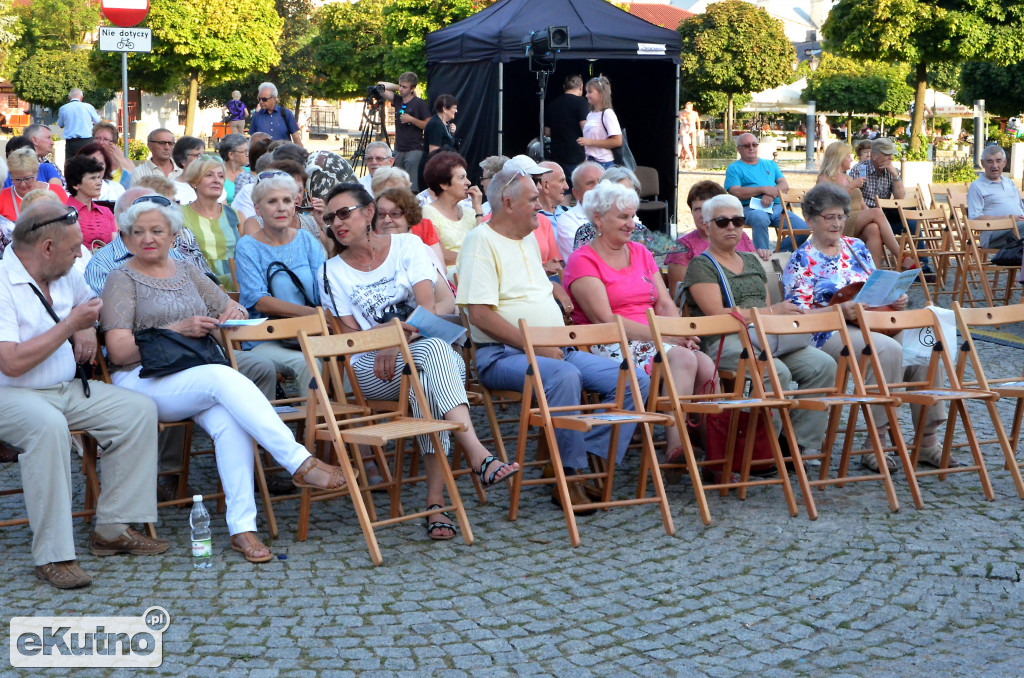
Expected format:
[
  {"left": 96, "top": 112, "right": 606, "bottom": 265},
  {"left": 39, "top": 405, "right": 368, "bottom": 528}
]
[{"left": 366, "top": 84, "right": 387, "bottom": 104}]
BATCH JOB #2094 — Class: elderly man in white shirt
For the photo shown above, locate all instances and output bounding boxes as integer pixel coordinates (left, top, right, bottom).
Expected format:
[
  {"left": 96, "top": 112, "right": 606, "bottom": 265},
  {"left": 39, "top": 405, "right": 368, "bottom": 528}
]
[
  {"left": 554, "top": 161, "right": 602, "bottom": 260},
  {"left": 0, "top": 202, "right": 167, "bottom": 589},
  {"left": 967, "top": 145, "right": 1024, "bottom": 248},
  {"left": 358, "top": 141, "right": 394, "bottom": 193}
]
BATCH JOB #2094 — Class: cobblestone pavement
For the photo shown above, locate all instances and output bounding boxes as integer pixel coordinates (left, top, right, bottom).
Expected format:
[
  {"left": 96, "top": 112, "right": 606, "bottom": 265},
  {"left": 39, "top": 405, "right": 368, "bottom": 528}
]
[{"left": 3, "top": 286, "right": 1024, "bottom": 677}]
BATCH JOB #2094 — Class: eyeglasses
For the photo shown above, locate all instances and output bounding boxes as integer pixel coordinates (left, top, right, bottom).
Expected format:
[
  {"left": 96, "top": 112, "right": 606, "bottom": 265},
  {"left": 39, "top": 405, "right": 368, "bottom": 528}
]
[
  {"left": 30, "top": 207, "right": 79, "bottom": 231},
  {"left": 132, "top": 194, "right": 173, "bottom": 207},
  {"left": 501, "top": 169, "right": 529, "bottom": 199},
  {"left": 256, "top": 170, "right": 291, "bottom": 182},
  {"left": 323, "top": 203, "right": 369, "bottom": 223},
  {"left": 366, "top": 156, "right": 390, "bottom": 163},
  {"left": 11, "top": 176, "right": 36, "bottom": 184},
  {"left": 712, "top": 215, "right": 746, "bottom": 229},
  {"left": 259, "top": 96, "right": 275, "bottom": 102},
  {"left": 818, "top": 213, "right": 848, "bottom": 224},
  {"left": 200, "top": 153, "right": 223, "bottom": 162},
  {"left": 149, "top": 139, "right": 174, "bottom": 147},
  {"left": 738, "top": 143, "right": 759, "bottom": 149},
  {"left": 378, "top": 209, "right": 404, "bottom": 220}
]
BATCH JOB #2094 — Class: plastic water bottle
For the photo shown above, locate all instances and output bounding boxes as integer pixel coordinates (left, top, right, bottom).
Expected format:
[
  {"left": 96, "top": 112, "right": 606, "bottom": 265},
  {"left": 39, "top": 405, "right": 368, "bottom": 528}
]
[{"left": 189, "top": 495, "right": 212, "bottom": 569}]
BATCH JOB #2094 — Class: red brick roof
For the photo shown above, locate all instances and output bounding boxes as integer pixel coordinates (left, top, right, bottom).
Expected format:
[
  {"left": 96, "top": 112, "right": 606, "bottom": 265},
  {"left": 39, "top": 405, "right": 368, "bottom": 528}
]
[{"left": 625, "top": 3, "right": 695, "bottom": 30}]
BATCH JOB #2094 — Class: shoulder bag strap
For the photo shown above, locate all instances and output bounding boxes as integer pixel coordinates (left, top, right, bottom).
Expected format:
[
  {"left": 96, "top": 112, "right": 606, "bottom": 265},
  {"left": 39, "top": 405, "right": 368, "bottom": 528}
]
[
  {"left": 27, "top": 283, "right": 90, "bottom": 397},
  {"left": 700, "top": 251, "right": 737, "bottom": 308},
  {"left": 266, "top": 260, "right": 315, "bottom": 308}
]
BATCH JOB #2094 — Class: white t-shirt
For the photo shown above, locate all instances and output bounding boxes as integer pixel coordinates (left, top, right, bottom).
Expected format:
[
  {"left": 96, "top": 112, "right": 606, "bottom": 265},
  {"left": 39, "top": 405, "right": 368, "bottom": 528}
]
[
  {"left": 582, "top": 109, "right": 621, "bottom": 163},
  {"left": 555, "top": 203, "right": 588, "bottom": 261},
  {"left": 319, "top": 233, "right": 435, "bottom": 331}
]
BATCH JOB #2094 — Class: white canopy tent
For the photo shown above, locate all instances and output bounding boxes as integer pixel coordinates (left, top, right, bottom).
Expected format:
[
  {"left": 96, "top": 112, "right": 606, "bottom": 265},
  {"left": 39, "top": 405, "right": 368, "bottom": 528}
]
[{"left": 742, "top": 78, "right": 809, "bottom": 114}]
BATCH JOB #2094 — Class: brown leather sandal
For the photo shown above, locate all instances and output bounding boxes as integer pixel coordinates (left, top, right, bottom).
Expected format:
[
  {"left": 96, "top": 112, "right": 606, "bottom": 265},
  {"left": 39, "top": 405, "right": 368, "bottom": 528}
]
[
  {"left": 291, "top": 456, "right": 350, "bottom": 490},
  {"left": 230, "top": 532, "right": 273, "bottom": 564}
]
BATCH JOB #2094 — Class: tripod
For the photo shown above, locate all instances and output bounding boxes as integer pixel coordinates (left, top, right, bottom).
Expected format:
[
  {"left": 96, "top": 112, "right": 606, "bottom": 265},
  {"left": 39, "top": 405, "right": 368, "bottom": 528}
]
[{"left": 351, "top": 88, "right": 392, "bottom": 177}]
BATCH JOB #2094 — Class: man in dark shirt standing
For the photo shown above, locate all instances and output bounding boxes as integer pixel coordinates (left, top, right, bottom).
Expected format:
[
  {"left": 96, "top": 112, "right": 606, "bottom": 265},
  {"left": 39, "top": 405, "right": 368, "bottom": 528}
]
[
  {"left": 379, "top": 72, "right": 430, "bottom": 192},
  {"left": 544, "top": 75, "right": 590, "bottom": 189}
]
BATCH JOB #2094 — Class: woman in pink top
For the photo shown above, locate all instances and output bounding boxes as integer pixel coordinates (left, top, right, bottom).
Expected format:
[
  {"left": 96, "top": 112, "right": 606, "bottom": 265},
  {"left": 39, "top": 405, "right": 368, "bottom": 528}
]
[
  {"left": 65, "top": 155, "right": 115, "bottom": 251},
  {"left": 564, "top": 181, "right": 716, "bottom": 463}
]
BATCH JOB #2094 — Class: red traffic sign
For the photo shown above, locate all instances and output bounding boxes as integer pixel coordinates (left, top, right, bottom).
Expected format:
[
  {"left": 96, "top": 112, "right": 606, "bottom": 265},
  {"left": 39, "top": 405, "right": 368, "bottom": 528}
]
[{"left": 101, "top": 0, "right": 149, "bottom": 28}]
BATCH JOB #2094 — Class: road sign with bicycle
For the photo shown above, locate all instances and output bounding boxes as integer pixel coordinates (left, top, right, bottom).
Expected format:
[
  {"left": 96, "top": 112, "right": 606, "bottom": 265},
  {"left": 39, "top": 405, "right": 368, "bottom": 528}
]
[{"left": 98, "top": 27, "right": 152, "bottom": 53}]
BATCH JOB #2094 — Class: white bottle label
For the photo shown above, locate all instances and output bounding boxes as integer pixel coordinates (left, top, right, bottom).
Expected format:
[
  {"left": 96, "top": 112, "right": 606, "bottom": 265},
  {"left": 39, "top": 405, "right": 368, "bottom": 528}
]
[{"left": 192, "top": 538, "right": 212, "bottom": 557}]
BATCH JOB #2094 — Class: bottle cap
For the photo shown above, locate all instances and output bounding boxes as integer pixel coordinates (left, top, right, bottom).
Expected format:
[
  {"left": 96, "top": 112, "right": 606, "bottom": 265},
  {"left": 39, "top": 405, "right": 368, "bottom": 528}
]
[{"left": 192, "top": 494, "right": 203, "bottom": 503}]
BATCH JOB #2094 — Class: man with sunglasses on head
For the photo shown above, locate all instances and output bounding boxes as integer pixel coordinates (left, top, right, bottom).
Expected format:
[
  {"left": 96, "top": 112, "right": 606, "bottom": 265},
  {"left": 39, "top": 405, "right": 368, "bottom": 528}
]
[
  {"left": 0, "top": 201, "right": 168, "bottom": 589},
  {"left": 250, "top": 82, "right": 302, "bottom": 145},
  {"left": 130, "top": 128, "right": 181, "bottom": 186},
  {"left": 725, "top": 133, "right": 807, "bottom": 259}
]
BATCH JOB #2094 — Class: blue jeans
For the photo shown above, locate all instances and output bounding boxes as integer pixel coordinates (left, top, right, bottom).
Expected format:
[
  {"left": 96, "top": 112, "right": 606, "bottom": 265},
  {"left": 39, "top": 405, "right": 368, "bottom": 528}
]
[
  {"left": 476, "top": 344, "right": 650, "bottom": 469},
  {"left": 743, "top": 203, "right": 808, "bottom": 251}
]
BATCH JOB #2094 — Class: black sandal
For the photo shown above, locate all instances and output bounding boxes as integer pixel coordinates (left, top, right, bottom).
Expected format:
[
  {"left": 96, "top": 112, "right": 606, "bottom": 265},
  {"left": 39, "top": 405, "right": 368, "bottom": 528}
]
[
  {"left": 425, "top": 504, "right": 456, "bottom": 541},
  {"left": 476, "top": 456, "right": 520, "bottom": 487}
]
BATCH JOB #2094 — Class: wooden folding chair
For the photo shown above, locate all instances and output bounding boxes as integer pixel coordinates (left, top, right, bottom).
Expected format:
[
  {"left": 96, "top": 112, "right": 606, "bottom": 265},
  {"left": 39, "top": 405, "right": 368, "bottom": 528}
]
[
  {"left": 777, "top": 188, "right": 808, "bottom": 252},
  {"left": 877, "top": 197, "right": 934, "bottom": 304},
  {"left": 899, "top": 208, "right": 961, "bottom": 300},
  {"left": 959, "top": 218, "right": 1022, "bottom": 307},
  {"left": 646, "top": 310, "right": 800, "bottom": 524},
  {"left": 953, "top": 302, "right": 1024, "bottom": 499},
  {"left": 855, "top": 307, "right": 995, "bottom": 500},
  {"left": 221, "top": 310, "right": 368, "bottom": 539},
  {"left": 509, "top": 317, "right": 674, "bottom": 547},
  {"left": 299, "top": 319, "right": 470, "bottom": 565},
  {"left": 0, "top": 432, "right": 100, "bottom": 529},
  {"left": 749, "top": 306, "right": 919, "bottom": 514}
]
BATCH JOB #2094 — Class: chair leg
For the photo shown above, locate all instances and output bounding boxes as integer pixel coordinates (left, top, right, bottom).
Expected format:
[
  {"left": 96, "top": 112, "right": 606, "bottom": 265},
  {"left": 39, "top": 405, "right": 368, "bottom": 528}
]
[
  {"left": 429, "top": 431, "right": 474, "bottom": 546},
  {"left": 253, "top": 444, "right": 277, "bottom": 540}
]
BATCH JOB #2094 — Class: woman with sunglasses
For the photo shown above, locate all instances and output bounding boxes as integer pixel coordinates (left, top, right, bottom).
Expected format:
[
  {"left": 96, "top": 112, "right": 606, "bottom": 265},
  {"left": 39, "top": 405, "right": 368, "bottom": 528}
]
[
  {"left": 375, "top": 187, "right": 454, "bottom": 314},
  {"left": 1, "top": 148, "right": 68, "bottom": 223},
  {"left": 563, "top": 181, "right": 715, "bottom": 464},
  {"left": 235, "top": 172, "right": 324, "bottom": 392},
  {"left": 320, "top": 183, "right": 519, "bottom": 540},
  {"left": 101, "top": 195, "right": 347, "bottom": 564},
  {"left": 180, "top": 155, "right": 243, "bottom": 289},
  {"left": 239, "top": 163, "right": 327, "bottom": 253},
  {"left": 681, "top": 193, "right": 837, "bottom": 459}
]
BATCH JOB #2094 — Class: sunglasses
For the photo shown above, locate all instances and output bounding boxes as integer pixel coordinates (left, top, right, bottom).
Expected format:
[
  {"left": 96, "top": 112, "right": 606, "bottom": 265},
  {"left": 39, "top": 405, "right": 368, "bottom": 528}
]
[
  {"left": 712, "top": 215, "right": 746, "bottom": 229},
  {"left": 259, "top": 96, "right": 275, "bottom": 102},
  {"left": 149, "top": 139, "right": 174, "bottom": 147},
  {"left": 738, "top": 143, "right": 759, "bottom": 149},
  {"left": 257, "top": 170, "right": 291, "bottom": 182},
  {"left": 323, "top": 203, "right": 369, "bottom": 224},
  {"left": 132, "top": 194, "right": 173, "bottom": 207},
  {"left": 501, "top": 168, "right": 529, "bottom": 199},
  {"left": 31, "top": 207, "right": 79, "bottom": 231}
]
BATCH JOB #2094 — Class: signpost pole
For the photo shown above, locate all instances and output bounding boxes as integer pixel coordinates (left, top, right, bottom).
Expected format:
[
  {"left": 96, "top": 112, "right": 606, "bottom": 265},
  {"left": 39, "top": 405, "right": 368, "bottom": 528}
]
[{"left": 122, "top": 52, "right": 128, "bottom": 158}]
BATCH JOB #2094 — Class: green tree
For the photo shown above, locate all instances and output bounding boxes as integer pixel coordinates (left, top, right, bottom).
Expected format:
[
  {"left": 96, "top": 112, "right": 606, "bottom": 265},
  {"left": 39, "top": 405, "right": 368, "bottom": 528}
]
[
  {"left": 91, "top": 0, "right": 283, "bottom": 135},
  {"left": 14, "top": 49, "right": 115, "bottom": 112},
  {"left": 311, "top": 0, "right": 488, "bottom": 99},
  {"left": 14, "top": 0, "right": 98, "bottom": 51},
  {"left": 957, "top": 61, "right": 1024, "bottom": 118},
  {"left": 199, "top": 0, "right": 319, "bottom": 113},
  {"left": 803, "top": 53, "right": 913, "bottom": 143},
  {"left": 822, "top": 0, "right": 1024, "bottom": 150},
  {"left": 678, "top": 0, "right": 795, "bottom": 136},
  {"left": 0, "top": 0, "right": 20, "bottom": 80}
]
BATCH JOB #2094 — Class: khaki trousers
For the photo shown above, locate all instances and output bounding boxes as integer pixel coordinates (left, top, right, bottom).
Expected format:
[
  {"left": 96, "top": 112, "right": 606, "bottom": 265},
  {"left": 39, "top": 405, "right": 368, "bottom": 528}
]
[{"left": 0, "top": 380, "right": 158, "bottom": 565}]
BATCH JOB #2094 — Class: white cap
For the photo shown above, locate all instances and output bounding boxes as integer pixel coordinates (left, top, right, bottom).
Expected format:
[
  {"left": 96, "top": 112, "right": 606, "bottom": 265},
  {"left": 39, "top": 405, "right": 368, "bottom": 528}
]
[
  {"left": 192, "top": 494, "right": 203, "bottom": 503},
  {"left": 503, "top": 154, "right": 551, "bottom": 176}
]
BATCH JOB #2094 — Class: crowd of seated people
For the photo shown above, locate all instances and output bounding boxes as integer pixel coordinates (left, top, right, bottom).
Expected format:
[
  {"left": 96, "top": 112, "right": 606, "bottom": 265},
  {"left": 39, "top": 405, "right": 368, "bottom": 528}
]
[{"left": 0, "top": 96, "right": 979, "bottom": 591}]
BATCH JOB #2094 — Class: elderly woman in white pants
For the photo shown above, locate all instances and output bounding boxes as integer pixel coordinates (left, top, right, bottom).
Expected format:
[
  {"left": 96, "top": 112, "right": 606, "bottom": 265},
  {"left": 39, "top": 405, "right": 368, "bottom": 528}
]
[{"left": 100, "top": 194, "right": 345, "bottom": 563}]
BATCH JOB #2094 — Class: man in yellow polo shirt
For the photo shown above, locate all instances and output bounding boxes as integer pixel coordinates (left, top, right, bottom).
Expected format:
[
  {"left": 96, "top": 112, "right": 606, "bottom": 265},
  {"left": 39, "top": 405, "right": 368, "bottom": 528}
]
[{"left": 456, "top": 165, "right": 650, "bottom": 512}]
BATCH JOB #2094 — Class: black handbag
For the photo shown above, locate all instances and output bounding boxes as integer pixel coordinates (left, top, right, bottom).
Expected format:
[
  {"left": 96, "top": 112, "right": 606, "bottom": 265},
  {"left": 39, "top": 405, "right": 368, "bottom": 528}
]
[
  {"left": 991, "top": 237, "right": 1024, "bottom": 267},
  {"left": 134, "top": 328, "right": 229, "bottom": 378}
]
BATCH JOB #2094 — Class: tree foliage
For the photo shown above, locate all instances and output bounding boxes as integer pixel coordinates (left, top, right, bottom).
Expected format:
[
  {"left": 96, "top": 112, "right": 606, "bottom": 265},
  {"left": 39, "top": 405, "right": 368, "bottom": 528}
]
[
  {"left": 14, "top": 49, "right": 115, "bottom": 112},
  {"left": 15, "top": 0, "right": 98, "bottom": 52},
  {"left": 823, "top": 0, "right": 1024, "bottom": 147},
  {"left": 90, "top": 0, "right": 283, "bottom": 134},
  {"left": 804, "top": 54, "right": 913, "bottom": 117},
  {"left": 311, "top": 0, "right": 488, "bottom": 98},
  {"left": 678, "top": 0, "right": 795, "bottom": 132},
  {"left": 957, "top": 62, "right": 1024, "bottom": 118}
]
